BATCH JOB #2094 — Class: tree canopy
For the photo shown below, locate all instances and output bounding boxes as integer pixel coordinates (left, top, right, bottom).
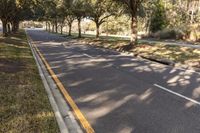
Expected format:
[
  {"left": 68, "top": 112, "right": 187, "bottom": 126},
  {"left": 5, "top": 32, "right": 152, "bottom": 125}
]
[{"left": 1, "top": 0, "right": 200, "bottom": 44}]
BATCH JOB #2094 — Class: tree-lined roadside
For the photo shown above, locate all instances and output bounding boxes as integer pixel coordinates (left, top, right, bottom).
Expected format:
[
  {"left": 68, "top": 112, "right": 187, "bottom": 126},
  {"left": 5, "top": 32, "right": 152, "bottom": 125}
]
[
  {"left": 0, "top": 0, "right": 44, "bottom": 36},
  {"left": 0, "top": 30, "right": 59, "bottom": 132},
  {"left": 1, "top": 0, "right": 200, "bottom": 132},
  {"left": 26, "top": 29, "right": 200, "bottom": 133},
  {"left": 2, "top": 0, "right": 200, "bottom": 45},
  {"left": 42, "top": 0, "right": 145, "bottom": 46}
]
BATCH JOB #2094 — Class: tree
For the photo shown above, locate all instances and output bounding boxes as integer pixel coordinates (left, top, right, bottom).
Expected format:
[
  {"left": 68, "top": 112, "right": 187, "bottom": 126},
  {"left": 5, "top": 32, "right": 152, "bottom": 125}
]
[
  {"left": 149, "top": 0, "right": 168, "bottom": 33},
  {"left": 101, "top": 15, "right": 130, "bottom": 35},
  {"left": 0, "top": 0, "right": 15, "bottom": 36},
  {"left": 44, "top": 0, "right": 60, "bottom": 33},
  {"left": 11, "top": 0, "right": 35, "bottom": 33},
  {"left": 66, "top": 13, "right": 76, "bottom": 36},
  {"left": 87, "top": 0, "right": 119, "bottom": 38},
  {"left": 43, "top": 0, "right": 55, "bottom": 32},
  {"left": 72, "top": 0, "right": 88, "bottom": 38},
  {"left": 57, "top": 0, "right": 67, "bottom": 34},
  {"left": 0, "top": 0, "right": 40, "bottom": 36},
  {"left": 62, "top": 0, "right": 75, "bottom": 36},
  {"left": 114, "top": 0, "right": 145, "bottom": 47}
]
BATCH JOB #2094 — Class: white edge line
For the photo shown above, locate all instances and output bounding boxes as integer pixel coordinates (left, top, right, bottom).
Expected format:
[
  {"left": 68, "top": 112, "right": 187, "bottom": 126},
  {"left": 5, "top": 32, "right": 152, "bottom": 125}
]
[
  {"left": 154, "top": 84, "right": 200, "bottom": 106},
  {"left": 83, "top": 53, "right": 93, "bottom": 58}
]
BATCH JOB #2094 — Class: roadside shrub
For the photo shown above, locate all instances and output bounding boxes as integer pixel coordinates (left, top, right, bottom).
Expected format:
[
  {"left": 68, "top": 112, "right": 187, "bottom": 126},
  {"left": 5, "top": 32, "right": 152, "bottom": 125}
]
[
  {"left": 153, "top": 29, "right": 185, "bottom": 40},
  {"left": 149, "top": 0, "right": 168, "bottom": 33}
]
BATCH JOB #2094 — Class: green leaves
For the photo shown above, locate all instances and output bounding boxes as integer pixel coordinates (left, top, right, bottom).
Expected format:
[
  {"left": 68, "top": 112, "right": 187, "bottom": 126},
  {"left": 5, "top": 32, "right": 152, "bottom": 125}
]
[{"left": 149, "top": 0, "right": 168, "bottom": 33}]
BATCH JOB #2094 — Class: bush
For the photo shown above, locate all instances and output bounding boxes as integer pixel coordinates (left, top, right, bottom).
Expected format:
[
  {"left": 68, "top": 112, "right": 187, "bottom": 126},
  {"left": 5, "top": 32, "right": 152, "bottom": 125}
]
[
  {"left": 153, "top": 29, "right": 185, "bottom": 40},
  {"left": 149, "top": 0, "right": 168, "bottom": 33},
  {"left": 150, "top": 24, "right": 200, "bottom": 41}
]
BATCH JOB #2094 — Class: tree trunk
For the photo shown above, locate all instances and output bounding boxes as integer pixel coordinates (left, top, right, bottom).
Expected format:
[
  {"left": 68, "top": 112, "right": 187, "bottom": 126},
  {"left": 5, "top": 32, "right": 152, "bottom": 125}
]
[
  {"left": 48, "top": 23, "right": 51, "bottom": 32},
  {"left": 2, "top": 20, "right": 8, "bottom": 37},
  {"left": 68, "top": 23, "right": 72, "bottom": 36},
  {"left": 106, "top": 21, "right": 109, "bottom": 36},
  {"left": 78, "top": 18, "right": 81, "bottom": 38},
  {"left": 96, "top": 23, "right": 100, "bottom": 38},
  {"left": 61, "top": 25, "right": 63, "bottom": 34},
  {"left": 46, "top": 21, "right": 48, "bottom": 31},
  {"left": 15, "top": 21, "right": 19, "bottom": 32},
  {"left": 52, "top": 24, "right": 54, "bottom": 32},
  {"left": 190, "top": 10, "right": 194, "bottom": 24},
  {"left": 11, "top": 22, "right": 14, "bottom": 32},
  {"left": 146, "top": 17, "right": 151, "bottom": 35},
  {"left": 7, "top": 23, "right": 11, "bottom": 33},
  {"left": 130, "top": 14, "right": 137, "bottom": 46},
  {"left": 55, "top": 20, "right": 58, "bottom": 33},
  {"left": 55, "top": 25, "right": 58, "bottom": 33},
  {"left": 12, "top": 20, "right": 19, "bottom": 33}
]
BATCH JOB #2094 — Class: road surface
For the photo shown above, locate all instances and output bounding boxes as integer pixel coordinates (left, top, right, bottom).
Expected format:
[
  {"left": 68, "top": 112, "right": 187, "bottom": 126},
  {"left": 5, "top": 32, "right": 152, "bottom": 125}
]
[{"left": 27, "top": 29, "right": 200, "bottom": 133}]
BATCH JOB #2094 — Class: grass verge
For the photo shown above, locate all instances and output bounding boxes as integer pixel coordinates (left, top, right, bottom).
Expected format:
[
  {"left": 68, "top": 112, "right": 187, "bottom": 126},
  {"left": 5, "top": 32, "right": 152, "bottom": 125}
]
[
  {"left": 0, "top": 30, "right": 59, "bottom": 133},
  {"left": 65, "top": 35, "right": 200, "bottom": 68}
]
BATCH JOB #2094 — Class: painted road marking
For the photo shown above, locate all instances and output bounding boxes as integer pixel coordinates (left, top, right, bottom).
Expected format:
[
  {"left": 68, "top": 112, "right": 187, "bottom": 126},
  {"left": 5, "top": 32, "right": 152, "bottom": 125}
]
[
  {"left": 154, "top": 84, "right": 200, "bottom": 106},
  {"left": 83, "top": 54, "right": 94, "bottom": 58},
  {"left": 176, "top": 68, "right": 200, "bottom": 75},
  {"left": 29, "top": 38, "right": 94, "bottom": 133}
]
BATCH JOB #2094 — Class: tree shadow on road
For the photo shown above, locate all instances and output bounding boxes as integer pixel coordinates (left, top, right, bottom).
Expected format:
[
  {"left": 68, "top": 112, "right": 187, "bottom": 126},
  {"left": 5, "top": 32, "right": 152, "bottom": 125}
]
[{"left": 36, "top": 36, "right": 200, "bottom": 133}]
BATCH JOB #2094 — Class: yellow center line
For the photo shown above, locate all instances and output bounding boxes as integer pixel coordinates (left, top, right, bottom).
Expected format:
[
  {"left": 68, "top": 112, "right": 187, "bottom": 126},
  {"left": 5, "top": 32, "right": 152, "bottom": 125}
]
[{"left": 28, "top": 36, "right": 94, "bottom": 133}]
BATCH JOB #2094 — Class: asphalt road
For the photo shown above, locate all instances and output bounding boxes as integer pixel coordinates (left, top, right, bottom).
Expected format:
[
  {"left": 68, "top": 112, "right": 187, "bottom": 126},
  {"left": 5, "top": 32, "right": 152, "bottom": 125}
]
[{"left": 27, "top": 29, "right": 200, "bottom": 133}]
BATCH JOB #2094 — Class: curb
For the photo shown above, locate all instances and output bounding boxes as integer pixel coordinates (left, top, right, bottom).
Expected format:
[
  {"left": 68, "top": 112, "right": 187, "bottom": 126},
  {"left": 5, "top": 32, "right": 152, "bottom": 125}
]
[
  {"left": 26, "top": 31, "right": 69, "bottom": 133},
  {"left": 86, "top": 43, "right": 176, "bottom": 66},
  {"left": 79, "top": 40, "right": 176, "bottom": 66},
  {"left": 139, "top": 55, "right": 175, "bottom": 66},
  {"left": 25, "top": 30, "right": 83, "bottom": 133},
  {"left": 66, "top": 38, "right": 200, "bottom": 73}
]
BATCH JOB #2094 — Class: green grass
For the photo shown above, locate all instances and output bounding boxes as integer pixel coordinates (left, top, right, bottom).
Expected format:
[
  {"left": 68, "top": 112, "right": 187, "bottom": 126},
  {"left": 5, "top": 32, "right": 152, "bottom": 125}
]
[
  {"left": 63, "top": 33, "right": 200, "bottom": 68},
  {"left": 0, "top": 30, "right": 59, "bottom": 133},
  {"left": 131, "top": 44, "right": 200, "bottom": 64},
  {"left": 51, "top": 30, "right": 200, "bottom": 67},
  {"left": 54, "top": 31, "right": 130, "bottom": 41}
]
